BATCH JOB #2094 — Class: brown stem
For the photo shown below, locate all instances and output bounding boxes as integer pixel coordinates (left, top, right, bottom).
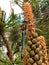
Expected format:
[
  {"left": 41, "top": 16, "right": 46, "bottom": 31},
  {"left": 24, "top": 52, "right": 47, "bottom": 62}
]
[{"left": 1, "top": 32, "right": 14, "bottom": 63}]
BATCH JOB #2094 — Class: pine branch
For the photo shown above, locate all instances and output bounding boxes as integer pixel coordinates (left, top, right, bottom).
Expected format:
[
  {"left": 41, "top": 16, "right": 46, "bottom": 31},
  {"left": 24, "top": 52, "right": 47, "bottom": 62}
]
[
  {"left": 0, "top": 59, "right": 6, "bottom": 63},
  {"left": 1, "top": 32, "right": 14, "bottom": 63}
]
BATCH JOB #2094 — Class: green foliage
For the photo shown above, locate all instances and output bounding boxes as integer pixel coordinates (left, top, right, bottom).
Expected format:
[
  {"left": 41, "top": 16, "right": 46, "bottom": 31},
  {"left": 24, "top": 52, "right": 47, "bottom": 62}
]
[
  {"left": 40, "top": 0, "right": 49, "bottom": 12},
  {"left": 9, "top": 22, "right": 21, "bottom": 42},
  {"left": 0, "top": 0, "right": 49, "bottom": 65},
  {"left": 36, "top": 20, "right": 49, "bottom": 49},
  {"left": 0, "top": 6, "right": 22, "bottom": 65},
  {"left": 14, "top": 52, "right": 23, "bottom": 65},
  {"left": 0, "top": 49, "right": 13, "bottom": 65}
]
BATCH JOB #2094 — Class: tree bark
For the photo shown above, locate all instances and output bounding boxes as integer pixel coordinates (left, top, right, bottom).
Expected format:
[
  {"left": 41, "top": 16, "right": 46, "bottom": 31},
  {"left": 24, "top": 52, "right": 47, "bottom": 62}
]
[{"left": 1, "top": 32, "right": 14, "bottom": 63}]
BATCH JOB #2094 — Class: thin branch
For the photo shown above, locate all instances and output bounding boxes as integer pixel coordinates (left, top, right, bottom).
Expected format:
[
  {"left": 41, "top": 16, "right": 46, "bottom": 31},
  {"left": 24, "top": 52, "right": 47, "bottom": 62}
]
[
  {"left": 16, "top": 2, "right": 23, "bottom": 10},
  {"left": 1, "top": 32, "right": 14, "bottom": 63}
]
